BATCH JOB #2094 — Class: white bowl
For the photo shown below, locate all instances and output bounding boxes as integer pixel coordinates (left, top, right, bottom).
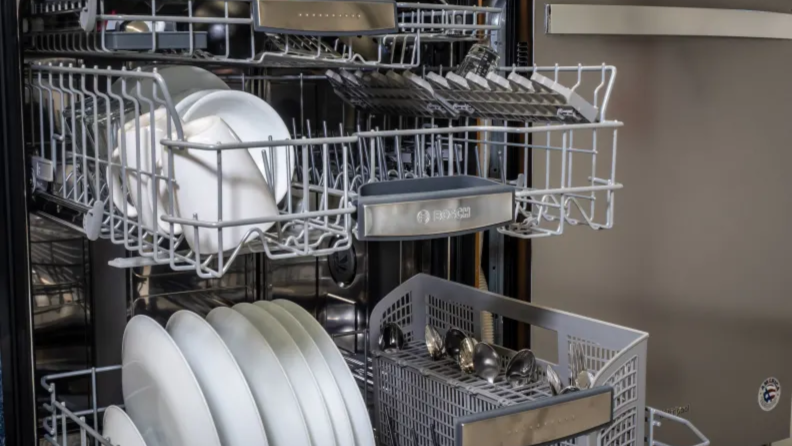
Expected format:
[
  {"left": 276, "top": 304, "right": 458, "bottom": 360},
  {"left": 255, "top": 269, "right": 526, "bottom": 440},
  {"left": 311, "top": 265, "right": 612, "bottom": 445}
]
[
  {"left": 181, "top": 90, "right": 294, "bottom": 206},
  {"left": 172, "top": 115, "right": 279, "bottom": 254}
]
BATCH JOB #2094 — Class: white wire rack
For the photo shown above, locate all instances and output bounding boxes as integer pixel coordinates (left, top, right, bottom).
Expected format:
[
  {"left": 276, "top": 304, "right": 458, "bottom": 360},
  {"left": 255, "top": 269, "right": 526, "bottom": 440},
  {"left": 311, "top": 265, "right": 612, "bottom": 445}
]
[
  {"left": 38, "top": 331, "right": 373, "bottom": 446},
  {"left": 25, "top": 62, "right": 622, "bottom": 278},
  {"left": 24, "top": 1, "right": 501, "bottom": 69},
  {"left": 38, "top": 345, "right": 708, "bottom": 446}
]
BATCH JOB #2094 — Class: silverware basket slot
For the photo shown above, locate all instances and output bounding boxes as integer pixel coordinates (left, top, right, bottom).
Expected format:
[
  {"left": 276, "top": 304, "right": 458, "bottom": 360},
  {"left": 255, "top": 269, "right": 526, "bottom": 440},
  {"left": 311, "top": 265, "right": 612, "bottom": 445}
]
[{"left": 370, "top": 275, "right": 649, "bottom": 446}]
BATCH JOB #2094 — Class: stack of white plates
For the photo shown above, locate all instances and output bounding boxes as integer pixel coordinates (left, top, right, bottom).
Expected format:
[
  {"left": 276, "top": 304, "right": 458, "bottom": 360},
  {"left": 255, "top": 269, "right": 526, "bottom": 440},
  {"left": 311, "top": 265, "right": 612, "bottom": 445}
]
[
  {"left": 118, "top": 300, "right": 375, "bottom": 446},
  {"left": 108, "top": 66, "right": 295, "bottom": 254}
]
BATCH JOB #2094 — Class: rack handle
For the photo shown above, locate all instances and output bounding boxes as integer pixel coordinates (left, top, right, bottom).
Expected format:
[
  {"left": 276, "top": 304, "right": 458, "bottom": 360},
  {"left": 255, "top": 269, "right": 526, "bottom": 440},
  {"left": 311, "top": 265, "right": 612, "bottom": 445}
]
[{"left": 646, "top": 407, "right": 710, "bottom": 446}]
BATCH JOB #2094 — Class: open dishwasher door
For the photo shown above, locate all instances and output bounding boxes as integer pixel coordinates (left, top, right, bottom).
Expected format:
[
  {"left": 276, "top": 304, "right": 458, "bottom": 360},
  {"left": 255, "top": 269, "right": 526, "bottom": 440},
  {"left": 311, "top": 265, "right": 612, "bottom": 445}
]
[{"left": 530, "top": 1, "right": 792, "bottom": 445}]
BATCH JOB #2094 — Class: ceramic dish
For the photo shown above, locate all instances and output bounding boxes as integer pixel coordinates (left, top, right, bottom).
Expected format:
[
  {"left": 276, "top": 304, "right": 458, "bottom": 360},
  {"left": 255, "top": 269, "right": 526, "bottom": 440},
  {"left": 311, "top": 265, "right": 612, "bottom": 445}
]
[
  {"left": 102, "top": 406, "right": 147, "bottom": 446},
  {"left": 273, "top": 300, "right": 375, "bottom": 446},
  {"left": 181, "top": 90, "right": 294, "bottom": 206},
  {"left": 112, "top": 65, "right": 229, "bottom": 116},
  {"left": 110, "top": 107, "right": 181, "bottom": 234},
  {"left": 166, "top": 311, "right": 268, "bottom": 446},
  {"left": 254, "top": 301, "right": 355, "bottom": 446},
  {"left": 167, "top": 116, "right": 279, "bottom": 254},
  {"left": 235, "top": 303, "right": 336, "bottom": 446},
  {"left": 106, "top": 89, "right": 217, "bottom": 229},
  {"left": 122, "top": 315, "right": 221, "bottom": 446},
  {"left": 207, "top": 307, "right": 311, "bottom": 446},
  {"left": 88, "top": 66, "right": 229, "bottom": 160}
]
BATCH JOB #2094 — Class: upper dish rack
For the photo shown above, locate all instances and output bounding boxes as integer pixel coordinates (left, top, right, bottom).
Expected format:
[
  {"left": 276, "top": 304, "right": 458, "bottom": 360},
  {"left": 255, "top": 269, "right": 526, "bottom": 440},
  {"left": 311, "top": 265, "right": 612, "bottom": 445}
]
[
  {"left": 23, "top": 1, "right": 501, "bottom": 69},
  {"left": 25, "top": 62, "right": 622, "bottom": 278}
]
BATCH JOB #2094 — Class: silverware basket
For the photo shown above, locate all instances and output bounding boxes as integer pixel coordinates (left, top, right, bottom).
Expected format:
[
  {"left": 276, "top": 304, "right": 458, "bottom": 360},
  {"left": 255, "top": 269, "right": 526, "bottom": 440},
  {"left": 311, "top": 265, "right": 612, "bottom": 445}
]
[{"left": 370, "top": 274, "right": 649, "bottom": 446}]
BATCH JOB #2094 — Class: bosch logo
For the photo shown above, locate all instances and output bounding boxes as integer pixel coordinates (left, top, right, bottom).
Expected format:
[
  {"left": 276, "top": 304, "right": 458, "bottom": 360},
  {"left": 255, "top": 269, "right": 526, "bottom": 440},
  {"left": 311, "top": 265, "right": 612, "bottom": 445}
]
[
  {"left": 416, "top": 207, "right": 472, "bottom": 225},
  {"left": 417, "top": 210, "right": 431, "bottom": 225}
]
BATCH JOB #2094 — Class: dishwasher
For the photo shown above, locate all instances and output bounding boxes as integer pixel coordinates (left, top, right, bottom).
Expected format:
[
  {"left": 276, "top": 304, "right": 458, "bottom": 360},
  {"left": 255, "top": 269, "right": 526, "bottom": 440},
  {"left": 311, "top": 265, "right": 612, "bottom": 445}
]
[{"left": 0, "top": 0, "right": 710, "bottom": 445}]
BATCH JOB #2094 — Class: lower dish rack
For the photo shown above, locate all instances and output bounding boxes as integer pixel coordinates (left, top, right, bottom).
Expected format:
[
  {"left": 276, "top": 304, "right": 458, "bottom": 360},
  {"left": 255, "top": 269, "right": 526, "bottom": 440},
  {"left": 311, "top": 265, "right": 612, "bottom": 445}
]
[{"left": 39, "top": 281, "right": 709, "bottom": 446}]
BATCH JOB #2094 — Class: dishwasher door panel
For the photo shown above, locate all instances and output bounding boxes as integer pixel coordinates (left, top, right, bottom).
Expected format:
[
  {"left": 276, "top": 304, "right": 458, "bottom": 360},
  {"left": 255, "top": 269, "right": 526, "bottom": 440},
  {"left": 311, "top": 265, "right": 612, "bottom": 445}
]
[{"left": 532, "top": 1, "right": 792, "bottom": 445}]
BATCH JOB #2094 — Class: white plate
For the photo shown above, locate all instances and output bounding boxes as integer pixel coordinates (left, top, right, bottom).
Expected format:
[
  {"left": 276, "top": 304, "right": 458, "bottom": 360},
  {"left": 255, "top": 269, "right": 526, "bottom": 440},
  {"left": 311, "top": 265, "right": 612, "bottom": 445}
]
[
  {"left": 206, "top": 307, "right": 311, "bottom": 446},
  {"left": 274, "top": 300, "right": 376, "bottom": 446},
  {"left": 182, "top": 90, "right": 294, "bottom": 206},
  {"left": 174, "top": 89, "right": 217, "bottom": 116},
  {"left": 234, "top": 303, "right": 336, "bottom": 446},
  {"left": 254, "top": 301, "right": 355, "bottom": 446},
  {"left": 113, "top": 107, "right": 184, "bottom": 234},
  {"left": 107, "top": 65, "right": 229, "bottom": 158},
  {"left": 169, "top": 116, "right": 279, "bottom": 254},
  {"left": 122, "top": 315, "right": 221, "bottom": 446},
  {"left": 166, "top": 310, "right": 268, "bottom": 446},
  {"left": 113, "top": 66, "right": 229, "bottom": 113},
  {"left": 108, "top": 89, "right": 217, "bottom": 227},
  {"left": 102, "top": 406, "right": 147, "bottom": 446}
]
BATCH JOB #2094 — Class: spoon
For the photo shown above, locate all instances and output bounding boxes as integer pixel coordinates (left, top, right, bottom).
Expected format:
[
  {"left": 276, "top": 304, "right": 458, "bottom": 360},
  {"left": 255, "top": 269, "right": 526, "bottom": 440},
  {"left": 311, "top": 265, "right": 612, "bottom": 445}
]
[
  {"left": 444, "top": 328, "right": 466, "bottom": 362},
  {"left": 577, "top": 370, "right": 595, "bottom": 390},
  {"left": 378, "top": 322, "right": 405, "bottom": 353},
  {"left": 425, "top": 325, "right": 445, "bottom": 360},
  {"left": 473, "top": 343, "right": 500, "bottom": 384},
  {"left": 545, "top": 364, "right": 563, "bottom": 396},
  {"left": 571, "top": 342, "right": 586, "bottom": 380},
  {"left": 458, "top": 337, "right": 477, "bottom": 374},
  {"left": 505, "top": 349, "right": 536, "bottom": 389}
]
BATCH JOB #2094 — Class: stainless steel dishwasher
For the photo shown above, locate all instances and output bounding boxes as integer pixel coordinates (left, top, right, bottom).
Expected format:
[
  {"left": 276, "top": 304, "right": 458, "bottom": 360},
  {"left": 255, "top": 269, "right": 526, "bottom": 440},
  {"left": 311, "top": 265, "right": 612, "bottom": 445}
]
[{"left": 0, "top": 0, "right": 710, "bottom": 445}]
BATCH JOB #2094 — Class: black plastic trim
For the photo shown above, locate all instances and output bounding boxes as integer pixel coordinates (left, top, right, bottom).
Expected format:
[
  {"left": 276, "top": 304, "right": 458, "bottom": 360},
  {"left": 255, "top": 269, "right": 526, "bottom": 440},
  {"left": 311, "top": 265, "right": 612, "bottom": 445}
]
[{"left": 0, "top": 3, "right": 36, "bottom": 445}]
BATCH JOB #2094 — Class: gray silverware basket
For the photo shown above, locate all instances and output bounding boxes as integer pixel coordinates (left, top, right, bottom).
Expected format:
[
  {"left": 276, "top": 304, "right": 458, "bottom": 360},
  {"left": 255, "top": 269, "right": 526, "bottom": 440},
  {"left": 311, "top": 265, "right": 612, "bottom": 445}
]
[{"left": 370, "top": 274, "right": 649, "bottom": 446}]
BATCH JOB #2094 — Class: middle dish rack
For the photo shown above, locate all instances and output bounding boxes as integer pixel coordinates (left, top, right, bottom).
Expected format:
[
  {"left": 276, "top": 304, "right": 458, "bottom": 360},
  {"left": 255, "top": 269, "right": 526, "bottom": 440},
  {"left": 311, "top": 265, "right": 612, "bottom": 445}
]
[{"left": 25, "top": 62, "right": 622, "bottom": 278}]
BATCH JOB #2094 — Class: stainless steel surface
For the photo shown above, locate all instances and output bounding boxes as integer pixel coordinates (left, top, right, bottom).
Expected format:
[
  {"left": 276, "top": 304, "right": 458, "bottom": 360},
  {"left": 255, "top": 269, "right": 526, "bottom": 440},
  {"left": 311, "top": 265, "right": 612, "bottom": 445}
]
[
  {"left": 255, "top": 0, "right": 397, "bottom": 34},
  {"left": 362, "top": 192, "right": 513, "bottom": 238},
  {"left": 318, "top": 237, "right": 367, "bottom": 354},
  {"left": 547, "top": 4, "right": 792, "bottom": 40},
  {"left": 29, "top": 215, "right": 93, "bottom": 412},
  {"left": 378, "top": 322, "right": 405, "bottom": 352},
  {"left": 457, "top": 390, "right": 613, "bottom": 446},
  {"left": 571, "top": 342, "right": 586, "bottom": 384},
  {"left": 531, "top": 1, "right": 792, "bottom": 444},
  {"left": 546, "top": 364, "right": 562, "bottom": 396},
  {"left": 473, "top": 342, "right": 500, "bottom": 384},
  {"left": 505, "top": 348, "right": 536, "bottom": 388},
  {"left": 458, "top": 336, "right": 477, "bottom": 374},
  {"left": 577, "top": 370, "right": 594, "bottom": 390},
  {"left": 129, "top": 256, "right": 255, "bottom": 324},
  {"left": 444, "top": 327, "right": 466, "bottom": 362},
  {"left": 425, "top": 325, "right": 445, "bottom": 360}
]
